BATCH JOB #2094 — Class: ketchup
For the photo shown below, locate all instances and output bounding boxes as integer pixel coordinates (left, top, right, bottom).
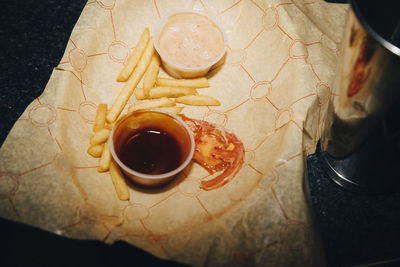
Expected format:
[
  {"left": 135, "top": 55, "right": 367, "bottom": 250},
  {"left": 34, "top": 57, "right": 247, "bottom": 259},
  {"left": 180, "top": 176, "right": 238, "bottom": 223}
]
[{"left": 181, "top": 115, "right": 245, "bottom": 191}]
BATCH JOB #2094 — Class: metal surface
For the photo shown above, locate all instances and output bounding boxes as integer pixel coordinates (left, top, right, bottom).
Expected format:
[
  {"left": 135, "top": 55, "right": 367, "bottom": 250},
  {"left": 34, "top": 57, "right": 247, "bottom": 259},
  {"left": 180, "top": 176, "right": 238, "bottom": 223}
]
[
  {"left": 320, "top": 118, "right": 400, "bottom": 194},
  {"left": 321, "top": 0, "right": 400, "bottom": 157},
  {"left": 320, "top": 0, "right": 400, "bottom": 193}
]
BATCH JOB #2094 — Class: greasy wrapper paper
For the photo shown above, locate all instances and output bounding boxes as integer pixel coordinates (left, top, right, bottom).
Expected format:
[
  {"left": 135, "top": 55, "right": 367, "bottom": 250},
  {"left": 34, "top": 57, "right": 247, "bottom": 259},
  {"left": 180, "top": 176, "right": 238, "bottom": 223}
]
[{"left": 0, "top": 0, "right": 348, "bottom": 266}]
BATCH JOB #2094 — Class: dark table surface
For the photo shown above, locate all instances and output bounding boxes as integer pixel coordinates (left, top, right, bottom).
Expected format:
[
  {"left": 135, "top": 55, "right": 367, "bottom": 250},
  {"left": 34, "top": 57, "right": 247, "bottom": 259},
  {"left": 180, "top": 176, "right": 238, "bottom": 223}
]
[{"left": 1, "top": 1, "right": 400, "bottom": 266}]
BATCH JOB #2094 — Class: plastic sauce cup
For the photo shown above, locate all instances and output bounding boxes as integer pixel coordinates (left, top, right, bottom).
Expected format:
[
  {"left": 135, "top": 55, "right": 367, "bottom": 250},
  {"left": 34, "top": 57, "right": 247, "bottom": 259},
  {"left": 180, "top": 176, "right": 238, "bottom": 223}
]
[
  {"left": 109, "top": 110, "right": 194, "bottom": 187},
  {"left": 153, "top": 10, "right": 227, "bottom": 78}
]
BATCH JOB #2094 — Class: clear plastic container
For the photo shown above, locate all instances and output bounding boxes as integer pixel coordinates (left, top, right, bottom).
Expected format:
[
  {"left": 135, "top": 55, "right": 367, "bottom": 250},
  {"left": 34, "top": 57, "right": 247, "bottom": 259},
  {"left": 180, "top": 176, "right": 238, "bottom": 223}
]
[
  {"left": 153, "top": 10, "right": 227, "bottom": 78},
  {"left": 109, "top": 110, "right": 194, "bottom": 187}
]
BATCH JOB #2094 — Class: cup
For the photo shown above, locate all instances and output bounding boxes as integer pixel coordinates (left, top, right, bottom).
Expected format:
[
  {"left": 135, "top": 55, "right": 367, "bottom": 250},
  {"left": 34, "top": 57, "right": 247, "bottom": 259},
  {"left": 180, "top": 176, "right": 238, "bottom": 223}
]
[
  {"left": 109, "top": 110, "right": 195, "bottom": 187},
  {"left": 321, "top": 0, "right": 400, "bottom": 157},
  {"left": 153, "top": 10, "right": 227, "bottom": 78},
  {"left": 319, "top": 0, "right": 400, "bottom": 193}
]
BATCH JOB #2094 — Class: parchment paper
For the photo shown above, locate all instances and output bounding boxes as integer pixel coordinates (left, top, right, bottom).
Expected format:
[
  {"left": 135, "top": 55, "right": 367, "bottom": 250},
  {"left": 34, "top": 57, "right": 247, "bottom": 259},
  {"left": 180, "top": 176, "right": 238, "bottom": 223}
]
[{"left": 0, "top": 0, "right": 348, "bottom": 266}]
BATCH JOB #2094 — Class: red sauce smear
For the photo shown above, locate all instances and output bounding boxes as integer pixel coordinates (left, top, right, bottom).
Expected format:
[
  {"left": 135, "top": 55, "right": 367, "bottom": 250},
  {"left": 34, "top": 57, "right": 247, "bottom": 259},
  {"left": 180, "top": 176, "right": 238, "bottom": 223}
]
[{"left": 181, "top": 115, "right": 245, "bottom": 191}]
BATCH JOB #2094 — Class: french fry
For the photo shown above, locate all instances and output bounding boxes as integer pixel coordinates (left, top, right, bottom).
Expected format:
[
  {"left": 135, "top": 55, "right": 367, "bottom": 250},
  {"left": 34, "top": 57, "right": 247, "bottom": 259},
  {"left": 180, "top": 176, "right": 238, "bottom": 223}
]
[
  {"left": 93, "top": 104, "right": 108, "bottom": 132},
  {"left": 142, "top": 54, "right": 160, "bottom": 97},
  {"left": 175, "top": 95, "right": 221, "bottom": 106},
  {"left": 105, "top": 123, "right": 114, "bottom": 130},
  {"left": 155, "top": 106, "right": 184, "bottom": 114},
  {"left": 135, "top": 86, "right": 197, "bottom": 100},
  {"left": 133, "top": 88, "right": 146, "bottom": 100},
  {"left": 109, "top": 160, "right": 130, "bottom": 201},
  {"left": 107, "top": 39, "right": 155, "bottom": 123},
  {"left": 98, "top": 141, "right": 111, "bottom": 172},
  {"left": 106, "top": 113, "right": 127, "bottom": 130},
  {"left": 87, "top": 144, "right": 104, "bottom": 158},
  {"left": 128, "top": 97, "right": 175, "bottom": 113},
  {"left": 117, "top": 28, "right": 150, "bottom": 82},
  {"left": 156, "top": 77, "right": 209, "bottom": 88},
  {"left": 90, "top": 128, "right": 111, "bottom": 145}
]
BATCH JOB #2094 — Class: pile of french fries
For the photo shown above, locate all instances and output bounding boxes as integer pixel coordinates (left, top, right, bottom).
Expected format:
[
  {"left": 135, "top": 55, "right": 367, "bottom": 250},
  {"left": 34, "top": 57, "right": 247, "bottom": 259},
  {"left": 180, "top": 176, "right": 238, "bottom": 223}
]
[
  {"left": 87, "top": 103, "right": 130, "bottom": 201},
  {"left": 87, "top": 27, "right": 221, "bottom": 201}
]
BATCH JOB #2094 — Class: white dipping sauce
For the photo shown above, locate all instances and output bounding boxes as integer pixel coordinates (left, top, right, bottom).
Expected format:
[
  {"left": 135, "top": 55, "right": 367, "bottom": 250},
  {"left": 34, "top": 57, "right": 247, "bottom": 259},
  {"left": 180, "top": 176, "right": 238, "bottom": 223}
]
[{"left": 157, "top": 13, "right": 224, "bottom": 68}]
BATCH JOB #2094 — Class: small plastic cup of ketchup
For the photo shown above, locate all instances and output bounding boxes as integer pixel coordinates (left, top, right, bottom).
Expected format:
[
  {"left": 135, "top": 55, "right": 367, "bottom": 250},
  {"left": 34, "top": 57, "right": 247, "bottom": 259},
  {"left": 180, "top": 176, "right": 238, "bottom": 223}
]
[{"left": 109, "top": 110, "right": 194, "bottom": 187}]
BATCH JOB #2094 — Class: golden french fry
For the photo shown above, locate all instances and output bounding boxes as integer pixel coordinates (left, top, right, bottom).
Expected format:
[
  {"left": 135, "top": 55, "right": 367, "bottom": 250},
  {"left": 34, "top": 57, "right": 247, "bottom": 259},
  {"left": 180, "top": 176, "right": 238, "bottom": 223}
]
[
  {"left": 156, "top": 106, "right": 184, "bottom": 114},
  {"left": 134, "top": 87, "right": 146, "bottom": 100},
  {"left": 106, "top": 114, "right": 127, "bottom": 130},
  {"left": 90, "top": 128, "right": 111, "bottom": 145},
  {"left": 151, "top": 86, "right": 197, "bottom": 98},
  {"left": 128, "top": 97, "right": 175, "bottom": 113},
  {"left": 175, "top": 95, "right": 221, "bottom": 106},
  {"left": 87, "top": 144, "right": 104, "bottom": 158},
  {"left": 142, "top": 54, "right": 160, "bottom": 97},
  {"left": 117, "top": 28, "right": 150, "bottom": 82},
  {"left": 93, "top": 104, "right": 107, "bottom": 132},
  {"left": 98, "top": 141, "right": 111, "bottom": 172},
  {"left": 135, "top": 86, "right": 197, "bottom": 100},
  {"left": 107, "top": 39, "right": 155, "bottom": 123},
  {"left": 109, "top": 160, "right": 130, "bottom": 201},
  {"left": 105, "top": 123, "right": 114, "bottom": 130},
  {"left": 156, "top": 77, "right": 209, "bottom": 88}
]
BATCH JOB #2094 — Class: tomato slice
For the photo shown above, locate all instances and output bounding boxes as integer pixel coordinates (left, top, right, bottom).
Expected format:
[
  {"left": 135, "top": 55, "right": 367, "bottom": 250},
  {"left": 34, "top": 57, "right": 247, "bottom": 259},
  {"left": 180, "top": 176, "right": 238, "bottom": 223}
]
[{"left": 181, "top": 115, "right": 245, "bottom": 191}]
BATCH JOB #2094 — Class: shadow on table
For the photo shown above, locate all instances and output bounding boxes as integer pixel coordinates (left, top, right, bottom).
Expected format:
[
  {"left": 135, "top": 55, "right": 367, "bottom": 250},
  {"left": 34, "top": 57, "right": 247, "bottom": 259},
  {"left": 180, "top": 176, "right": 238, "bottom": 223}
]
[{"left": 0, "top": 218, "right": 189, "bottom": 267}]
